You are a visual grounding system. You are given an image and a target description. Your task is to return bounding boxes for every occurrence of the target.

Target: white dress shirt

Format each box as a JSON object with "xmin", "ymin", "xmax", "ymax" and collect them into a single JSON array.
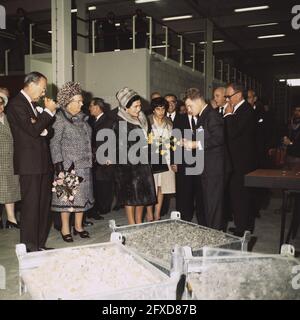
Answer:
[
  {"xmin": 21, "ymin": 90, "xmax": 54, "ymax": 137},
  {"xmin": 167, "ymin": 111, "xmax": 176, "ymax": 122},
  {"xmin": 95, "ymin": 112, "xmax": 104, "ymax": 122}
]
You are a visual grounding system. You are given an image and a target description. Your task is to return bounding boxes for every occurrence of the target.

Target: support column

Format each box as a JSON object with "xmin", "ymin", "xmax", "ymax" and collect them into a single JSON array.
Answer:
[
  {"xmin": 204, "ymin": 19, "xmax": 213, "ymax": 99},
  {"xmin": 51, "ymin": 0, "xmax": 72, "ymax": 89},
  {"xmin": 76, "ymin": 0, "xmax": 89, "ymax": 53}
]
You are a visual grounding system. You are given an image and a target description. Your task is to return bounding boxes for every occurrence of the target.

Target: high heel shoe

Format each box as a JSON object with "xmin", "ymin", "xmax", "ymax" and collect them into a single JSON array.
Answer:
[
  {"xmin": 6, "ymin": 220, "xmax": 20, "ymax": 229},
  {"xmin": 73, "ymin": 227, "xmax": 90, "ymax": 238},
  {"xmin": 60, "ymin": 232, "xmax": 74, "ymax": 242}
]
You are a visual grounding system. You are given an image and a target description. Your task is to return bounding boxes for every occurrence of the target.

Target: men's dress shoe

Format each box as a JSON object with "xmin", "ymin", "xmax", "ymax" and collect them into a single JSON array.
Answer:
[
  {"xmin": 39, "ymin": 247, "xmax": 55, "ymax": 251},
  {"xmin": 6, "ymin": 220, "xmax": 20, "ymax": 229},
  {"xmin": 83, "ymin": 220, "xmax": 94, "ymax": 226},
  {"xmin": 92, "ymin": 213, "xmax": 104, "ymax": 220},
  {"xmin": 73, "ymin": 228, "xmax": 90, "ymax": 238}
]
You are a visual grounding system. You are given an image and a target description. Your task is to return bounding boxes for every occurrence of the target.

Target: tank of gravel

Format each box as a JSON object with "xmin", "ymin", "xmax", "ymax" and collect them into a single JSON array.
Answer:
[
  {"xmin": 109, "ymin": 211, "xmax": 250, "ymax": 275},
  {"xmin": 16, "ymin": 242, "xmax": 178, "ymax": 300},
  {"xmin": 172, "ymin": 245, "xmax": 300, "ymax": 300}
]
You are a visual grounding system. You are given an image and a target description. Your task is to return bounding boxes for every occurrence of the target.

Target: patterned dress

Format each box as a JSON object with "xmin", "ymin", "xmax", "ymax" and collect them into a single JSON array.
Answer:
[
  {"xmin": 0, "ymin": 114, "xmax": 21, "ymax": 203},
  {"xmin": 50, "ymin": 109, "xmax": 94, "ymax": 212}
]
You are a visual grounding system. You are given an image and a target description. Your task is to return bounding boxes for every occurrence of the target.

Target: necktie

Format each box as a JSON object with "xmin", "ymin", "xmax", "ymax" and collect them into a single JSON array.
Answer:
[
  {"xmin": 220, "ymin": 107, "xmax": 224, "ymax": 115},
  {"xmin": 191, "ymin": 117, "xmax": 197, "ymax": 133},
  {"xmin": 168, "ymin": 114, "xmax": 172, "ymax": 122}
]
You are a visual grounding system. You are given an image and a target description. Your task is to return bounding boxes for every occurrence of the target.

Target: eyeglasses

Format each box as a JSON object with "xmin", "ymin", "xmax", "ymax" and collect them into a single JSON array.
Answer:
[{"xmin": 224, "ymin": 91, "xmax": 241, "ymax": 100}]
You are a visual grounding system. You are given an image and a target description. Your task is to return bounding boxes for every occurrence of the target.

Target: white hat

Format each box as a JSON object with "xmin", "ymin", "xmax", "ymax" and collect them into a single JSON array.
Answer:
[{"xmin": 0, "ymin": 92, "xmax": 8, "ymax": 107}]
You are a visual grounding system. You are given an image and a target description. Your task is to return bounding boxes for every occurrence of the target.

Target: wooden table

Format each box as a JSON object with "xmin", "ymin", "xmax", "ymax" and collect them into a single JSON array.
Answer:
[{"xmin": 245, "ymin": 169, "xmax": 300, "ymax": 252}]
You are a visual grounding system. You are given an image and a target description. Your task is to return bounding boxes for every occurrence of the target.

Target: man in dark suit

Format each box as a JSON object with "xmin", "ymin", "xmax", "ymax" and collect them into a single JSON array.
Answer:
[
  {"xmin": 183, "ymin": 88, "xmax": 225, "ymax": 230},
  {"xmin": 6, "ymin": 72, "xmax": 57, "ymax": 252},
  {"xmin": 89, "ymin": 98, "xmax": 114, "ymax": 219},
  {"xmin": 165, "ymin": 94, "xmax": 181, "ymax": 127},
  {"xmin": 224, "ymin": 83, "xmax": 257, "ymax": 236}
]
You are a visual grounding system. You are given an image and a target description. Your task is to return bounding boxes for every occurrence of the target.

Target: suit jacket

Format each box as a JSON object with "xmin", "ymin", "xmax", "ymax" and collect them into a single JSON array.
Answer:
[
  {"xmin": 224, "ymin": 101, "xmax": 257, "ymax": 174},
  {"xmin": 6, "ymin": 92, "xmax": 54, "ymax": 175},
  {"xmin": 92, "ymin": 113, "xmax": 114, "ymax": 180},
  {"xmin": 198, "ymin": 105, "xmax": 225, "ymax": 177}
]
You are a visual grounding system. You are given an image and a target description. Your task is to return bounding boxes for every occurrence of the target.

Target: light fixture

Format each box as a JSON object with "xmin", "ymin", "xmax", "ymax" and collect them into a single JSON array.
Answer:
[
  {"xmin": 185, "ymin": 60, "xmax": 192, "ymax": 63},
  {"xmin": 88, "ymin": 6, "xmax": 97, "ymax": 11},
  {"xmin": 248, "ymin": 22, "xmax": 278, "ymax": 28},
  {"xmin": 234, "ymin": 5, "xmax": 269, "ymax": 13},
  {"xmin": 71, "ymin": 9, "xmax": 77, "ymax": 13},
  {"xmin": 279, "ymin": 79, "xmax": 286, "ymax": 82},
  {"xmin": 152, "ymin": 44, "xmax": 169, "ymax": 48},
  {"xmin": 163, "ymin": 15, "xmax": 193, "ymax": 21},
  {"xmin": 184, "ymin": 30, "xmax": 205, "ymax": 34},
  {"xmin": 135, "ymin": 0, "xmax": 160, "ymax": 4},
  {"xmin": 287, "ymin": 79, "xmax": 300, "ymax": 86},
  {"xmin": 272, "ymin": 53, "xmax": 295, "ymax": 56},
  {"xmin": 135, "ymin": 0, "xmax": 160, "ymax": 3},
  {"xmin": 199, "ymin": 40, "xmax": 224, "ymax": 44},
  {"xmin": 115, "ymin": 23, "xmax": 120, "ymax": 27},
  {"xmin": 48, "ymin": 30, "xmax": 52, "ymax": 34},
  {"xmin": 114, "ymin": 49, "xmax": 121, "ymax": 52},
  {"xmin": 258, "ymin": 34, "xmax": 285, "ymax": 39}
]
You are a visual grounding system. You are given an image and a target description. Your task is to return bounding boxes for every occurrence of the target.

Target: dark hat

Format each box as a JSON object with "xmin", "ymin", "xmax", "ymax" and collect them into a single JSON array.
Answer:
[{"xmin": 57, "ymin": 81, "xmax": 82, "ymax": 108}]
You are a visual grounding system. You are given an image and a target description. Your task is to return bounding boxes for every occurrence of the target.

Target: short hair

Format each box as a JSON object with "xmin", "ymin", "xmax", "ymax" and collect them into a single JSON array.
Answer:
[
  {"xmin": 227, "ymin": 82, "xmax": 246, "ymax": 98},
  {"xmin": 214, "ymin": 87, "xmax": 226, "ymax": 94},
  {"xmin": 151, "ymin": 97, "xmax": 168, "ymax": 112},
  {"xmin": 126, "ymin": 95, "xmax": 141, "ymax": 109},
  {"xmin": 184, "ymin": 88, "xmax": 203, "ymax": 102},
  {"xmin": 151, "ymin": 91, "xmax": 161, "ymax": 98},
  {"xmin": 164, "ymin": 93, "xmax": 177, "ymax": 101},
  {"xmin": 248, "ymin": 88, "xmax": 257, "ymax": 97},
  {"xmin": 24, "ymin": 72, "xmax": 47, "ymax": 87},
  {"xmin": 91, "ymin": 97, "xmax": 108, "ymax": 113}
]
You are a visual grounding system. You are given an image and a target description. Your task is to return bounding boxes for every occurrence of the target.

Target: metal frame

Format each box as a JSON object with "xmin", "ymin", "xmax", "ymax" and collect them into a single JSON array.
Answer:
[
  {"xmin": 163, "ymin": 26, "xmax": 168, "ymax": 60},
  {"xmin": 146, "ymin": 16, "xmax": 153, "ymax": 54},
  {"xmin": 92, "ymin": 20, "xmax": 96, "ymax": 56},
  {"xmin": 178, "ymin": 35, "xmax": 183, "ymax": 66}
]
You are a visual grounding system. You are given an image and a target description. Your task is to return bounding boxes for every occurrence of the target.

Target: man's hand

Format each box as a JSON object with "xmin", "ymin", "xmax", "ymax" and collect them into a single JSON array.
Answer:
[
  {"xmin": 182, "ymin": 139, "xmax": 197, "ymax": 150},
  {"xmin": 283, "ymin": 136, "xmax": 292, "ymax": 146},
  {"xmin": 224, "ymin": 102, "xmax": 234, "ymax": 115},
  {"xmin": 170, "ymin": 165, "xmax": 177, "ymax": 173},
  {"xmin": 44, "ymin": 97, "xmax": 57, "ymax": 113}
]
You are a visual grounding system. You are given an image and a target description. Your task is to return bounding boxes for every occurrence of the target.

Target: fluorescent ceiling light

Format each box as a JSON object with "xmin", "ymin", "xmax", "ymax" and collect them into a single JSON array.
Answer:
[
  {"xmin": 279, "ymin": 79, "xmax": 286, "ymax": 82},
  {"xmin": 185, "ymin": 60, "xmax": 192, "ymax": 63},
  {"xmin": 248, "ymin": 22, "xmax": 278, "ymax": 28},
  {"xmin": 287, "ymin": 79, "xmax": 300, "ymax": 86},
  {"xmin": 258, "ymin": 34, "xmax": 285, "ymax": 39},
  {"xmin": 273, "ymin": 53, "xmax": 295, "ymax": 56},
  {"xmin": 200, "ymin": 40, "xmax": 224, "ymax": 44},
  {"xmin": 115, "ymin": 23, "xmax": 120, "ymax": 27},
  {"xmin": 163, "ymin": 15, "xmax": 193, "ymax": 21},
  {"xmin": 71, "ymin": 9, "xmax": 77, "ymax": 13},
  {"xmin": 48, "ymin": 30, "xmax": 52, "ymax": 34},
  {"xmin": 135, "ymin": 0, "xmax": 160, "ymax": 3},
  {"xmin": 88, "ymin": 6, "xmax": 97, "ymax": 11},
  {"xmin": 234, "ymin": 5, "xmax": 269, "ymax": 13},
  {"xmin": 184, "ymin": 30, "xmax": 205, "ymax": 34}
]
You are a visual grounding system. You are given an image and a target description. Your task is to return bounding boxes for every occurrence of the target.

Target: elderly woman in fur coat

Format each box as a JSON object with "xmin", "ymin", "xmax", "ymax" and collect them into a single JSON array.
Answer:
[
  {"xmin": 50, "ymin": 82, "xmax": 94, "ymax": 242},
  {"xmin": 113, "ymin": 87, "xmax": 157, "ymax": 224}
]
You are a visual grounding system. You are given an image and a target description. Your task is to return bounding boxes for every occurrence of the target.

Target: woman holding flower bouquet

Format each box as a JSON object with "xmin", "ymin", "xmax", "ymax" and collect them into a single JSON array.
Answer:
[
  {"xmin": 50, "ymin": 82, "xmax": 94, "ymax": 242},
  {"xmin": 113, "ymin": 87, "xmax": 157, "ymax": 225},
  {"xmin": 147, "ymin": 97, "xmax": 176, "ymax": 221}
]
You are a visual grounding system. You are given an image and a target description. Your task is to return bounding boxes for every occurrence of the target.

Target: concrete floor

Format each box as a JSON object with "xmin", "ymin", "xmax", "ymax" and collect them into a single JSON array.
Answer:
[{"xmin": 0, "ymin": 192, "xmax": 299, "ymax": 300}]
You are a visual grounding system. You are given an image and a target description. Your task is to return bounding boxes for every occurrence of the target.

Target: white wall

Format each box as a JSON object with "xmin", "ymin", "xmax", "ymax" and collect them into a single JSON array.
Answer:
[
  {"xmin": 25, "ymin": 53, "xmax": 54, "ymax": 97},
  {"xmin": 150, "ymin": 53, "xmax": 205, "ymax": 100},
  {"xmin": 74, "ymin": 49, "xmax": 150, "ymax": 108}
]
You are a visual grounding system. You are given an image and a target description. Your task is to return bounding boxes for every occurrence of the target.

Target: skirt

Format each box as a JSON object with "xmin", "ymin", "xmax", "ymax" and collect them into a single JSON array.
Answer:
[
  {"xmin": 0, "ymin": 174, "xmax": 21, "ymax": 204},
  {"xmin": 51, "ymin": 168, "xmax": 94, "ymax": 213},
  {"xmin": 153, "ymin": 167, "xmax": 175, "ymax": 195}
]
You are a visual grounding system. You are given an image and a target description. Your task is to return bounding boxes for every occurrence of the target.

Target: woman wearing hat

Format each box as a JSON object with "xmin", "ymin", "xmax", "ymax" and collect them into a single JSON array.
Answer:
[
  {"xmin": 50, "ymin": 82, "xmax": 94, "ymax": 242},
  {"xmin": 114, "ymin": 87, "xmax": 157, "ymax": 224},
  {"xmin": 0, "ymin": 92, "xmax": 21, "ymax": 229}
]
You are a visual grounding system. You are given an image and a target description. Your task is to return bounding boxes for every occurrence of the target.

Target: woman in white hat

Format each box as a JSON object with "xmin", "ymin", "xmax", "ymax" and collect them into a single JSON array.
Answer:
[
  {"xmin": 0, "ymin": 92, "xmax": 21, "ymax": 229},
  {"xmin": 113, "ymin": 87, "xmax": 157, "ymax": 224}
]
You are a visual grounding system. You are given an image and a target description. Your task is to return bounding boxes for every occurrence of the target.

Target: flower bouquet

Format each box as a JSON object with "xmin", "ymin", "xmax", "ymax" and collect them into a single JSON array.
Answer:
[{"xmin": 52, "ymin": 165, "xmax": 83, "ymax": 204}]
